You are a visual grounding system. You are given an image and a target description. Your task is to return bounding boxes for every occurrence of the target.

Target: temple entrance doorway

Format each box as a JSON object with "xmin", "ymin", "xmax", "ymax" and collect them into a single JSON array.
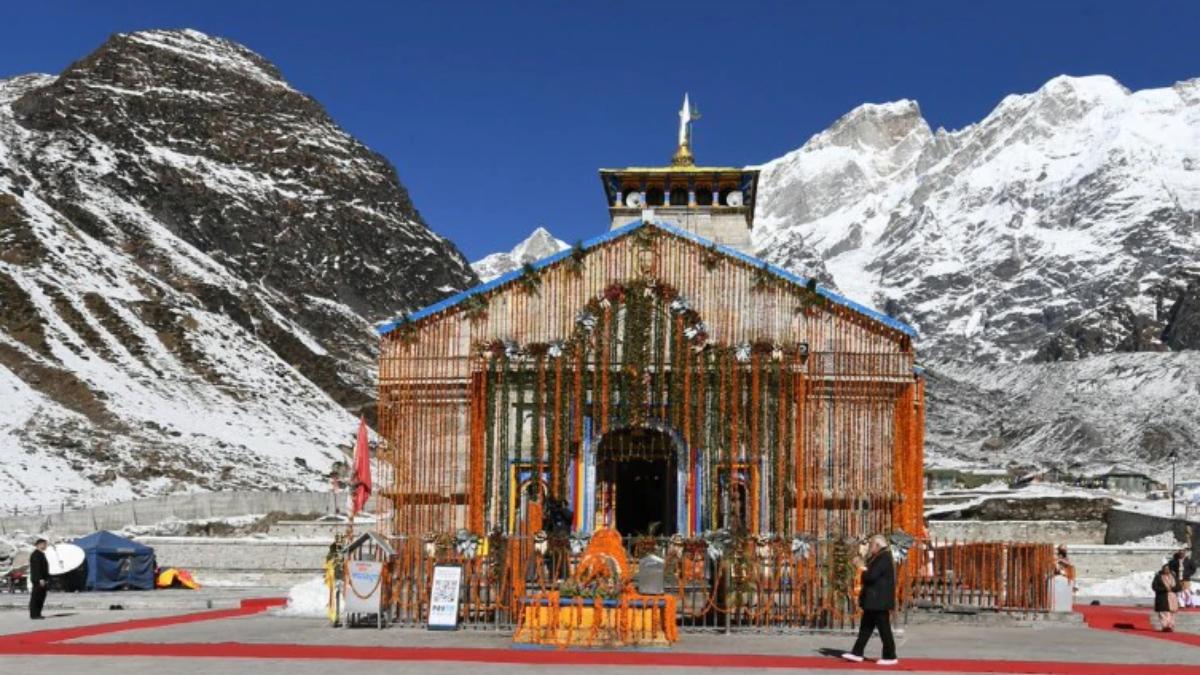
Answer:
[{"xmin": 596, "ymin": 427, "xmax": 678, "ymax": 537}]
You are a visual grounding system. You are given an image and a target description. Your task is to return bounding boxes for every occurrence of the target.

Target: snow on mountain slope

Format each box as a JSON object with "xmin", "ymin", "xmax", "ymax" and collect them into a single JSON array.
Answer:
[
  {"xmin": 472, "ymin": 227, "xmax": 569, "ymax": 281},
  {"xmin": 755, "ymin": 75, "xmax": 1200, "ymax": 477},
  {"xmin": 757, "ymin": 75, "xmax": 1200, "ymax": 362},
  {"xmin": 923, "ymin": 352, "xmax": 1200, "ymax": 473},
  {"xmin": 0, "ymin": 30, "xmax": 477, "ymax": 510}
]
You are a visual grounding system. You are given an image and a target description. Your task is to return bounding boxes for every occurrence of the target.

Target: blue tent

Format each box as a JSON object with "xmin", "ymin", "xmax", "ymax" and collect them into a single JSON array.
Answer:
[{"xmin": 73, "ymin": 531, "xmax": 156, "ymax": 591}]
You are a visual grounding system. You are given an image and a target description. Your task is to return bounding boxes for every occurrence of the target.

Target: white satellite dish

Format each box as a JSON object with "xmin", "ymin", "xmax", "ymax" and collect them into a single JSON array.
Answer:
[
  {"xmin": 0, "ymin": 541, "xmax": 16, "ymax": 575},
  {"xmin": 45, "ymin": 543, "xmax": 85, "ymax": 576},
  {"xmin": 726, "ymin": 191, "xmax": 744, "ymax": 207},
  {"xmin": 624, "ymin": 192, "xmax": 643, "ymax": 208}
]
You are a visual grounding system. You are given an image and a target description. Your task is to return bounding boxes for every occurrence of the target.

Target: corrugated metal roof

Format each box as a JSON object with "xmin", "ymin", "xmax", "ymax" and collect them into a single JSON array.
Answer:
[{"xmin": 377, "ymin": 220, "xmax": 918, "ymax": 338}]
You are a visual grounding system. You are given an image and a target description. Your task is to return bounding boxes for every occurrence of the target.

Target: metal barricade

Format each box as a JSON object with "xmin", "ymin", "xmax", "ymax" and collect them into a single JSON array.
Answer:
[{"xmin": 380, "ymin": 533, "xmax": 1055, "ymax": 633}]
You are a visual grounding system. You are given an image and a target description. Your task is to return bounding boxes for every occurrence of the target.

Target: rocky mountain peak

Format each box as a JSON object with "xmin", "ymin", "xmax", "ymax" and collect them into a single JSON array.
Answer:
[
  {"xmin": 472, "ymin": 226, "xmax": 569, "ymax": 282},
  {"xmin": 1036, "ymin": 74, "xmax": 1130, "ymax": 103},
  {"xmin": 0, "ymin": 29, "xmax": 476, "ymax": 509},
  {"xmin": 117, "ymin": 29, "xmax": 294, "ymax": 89},
  {"xmin": 751, "ymin": 99, "xmax": 937, "ymax": 294},
  {"xmin": 814, "ymin": 99, "xmax": 930, "ymax": 152},
  {"xmin": 10, "ymin": 28, "xmax": 476, "ymax": 318},
  {"xmin": 753, "ymin": 73, "xmax": 1200, "ymax": 477},
  {"xmin": 513, "ymin": 226, "xmax": 568, "ymax": 261}
]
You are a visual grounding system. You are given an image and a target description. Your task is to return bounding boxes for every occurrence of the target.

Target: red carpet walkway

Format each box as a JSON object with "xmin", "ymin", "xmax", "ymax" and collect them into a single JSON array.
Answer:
[
  {"xmin": 1, "ymin": 599, "xmax": 1195, "ymax": 674},
  {"xmin": 1075, "ymin": 603, "xmax": 1200, "ymax": 648}
]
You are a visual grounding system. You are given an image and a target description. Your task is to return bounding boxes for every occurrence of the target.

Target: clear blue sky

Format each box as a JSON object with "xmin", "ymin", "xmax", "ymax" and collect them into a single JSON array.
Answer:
[{"xmin": 3, "ymin": 1, "xmax": 1197, "ymax": 260}]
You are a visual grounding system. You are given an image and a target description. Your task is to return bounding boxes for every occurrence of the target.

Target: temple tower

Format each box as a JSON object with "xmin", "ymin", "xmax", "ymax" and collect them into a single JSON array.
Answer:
[{"xmin": 599, "ymin": 94, "xmax": 759, "ymax": 252}]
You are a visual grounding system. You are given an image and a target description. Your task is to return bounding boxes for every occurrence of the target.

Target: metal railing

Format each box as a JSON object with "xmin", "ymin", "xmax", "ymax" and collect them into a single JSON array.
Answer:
[
  {"xmin": 378, "ymin": 534, "xmax": 1055, "ymax": 633},
  {"xmin": 903, "ymin": 539, "xmax": 1055, "ymax": 616}
]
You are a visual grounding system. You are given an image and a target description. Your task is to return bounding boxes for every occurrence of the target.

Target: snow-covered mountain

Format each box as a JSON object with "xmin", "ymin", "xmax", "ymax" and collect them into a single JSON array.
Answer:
[
  {"xmin": 754, "ymin": 75, "xmax": 1200, "ymax": 477},
  {"xmin": 471, "ymin": 226, "xmax": 569, "ymax": 281},
  {"xmin": 0, "ymin": 29, "xmax": 476, "ymax": 510}
]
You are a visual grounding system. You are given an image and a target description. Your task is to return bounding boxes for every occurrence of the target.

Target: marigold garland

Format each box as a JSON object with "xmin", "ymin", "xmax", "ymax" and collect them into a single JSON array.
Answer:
[{"xmin": 379, "ymin": 227, "xmax": 945, "ymax": 631}]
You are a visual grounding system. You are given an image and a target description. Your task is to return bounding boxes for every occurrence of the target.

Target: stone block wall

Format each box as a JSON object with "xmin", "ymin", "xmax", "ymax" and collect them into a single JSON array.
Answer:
[
  {"xmin": 1068, "ymin": 545, "xmax": 1177, "ymax": 585},
  {"xmin": 927, "ymin": 519, "xmax": 1107, "ymax": 544},
  {"xmin": 0, "ymin": 491, "xmax": 336, "ymax": 536},
  {"xmin": 139, "ymin": 536, "xmax": 330, "ymax": 572},
  {"xmin": 1104, "ymin": 508, "xmax": 1199, "ymax": 552}
]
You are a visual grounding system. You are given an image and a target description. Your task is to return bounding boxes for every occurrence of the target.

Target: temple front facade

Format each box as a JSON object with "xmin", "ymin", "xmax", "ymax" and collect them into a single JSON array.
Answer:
[{"xmin": 376, "ymin": 97, "xmax": 925, "ymax": 543}]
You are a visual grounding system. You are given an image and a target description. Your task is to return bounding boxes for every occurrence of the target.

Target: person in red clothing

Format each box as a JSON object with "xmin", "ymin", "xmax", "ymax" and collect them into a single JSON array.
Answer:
[{"xmin": 843, "ymin": 534, "xmax": 898, "ymax": 666}]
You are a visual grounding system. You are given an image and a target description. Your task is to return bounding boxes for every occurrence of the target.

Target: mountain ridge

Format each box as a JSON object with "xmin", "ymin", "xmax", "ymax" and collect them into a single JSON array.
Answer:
[
  {"xmin": 753, "ymin": 73, "xmax": 1200, "ymax": 477},
  {"xmin": 0, "ymin": 29, "xmax": 477, "ymax": 510},
  {"xmin": 471, "ymin": 226, "xmax": 569, "ymax": 282}
]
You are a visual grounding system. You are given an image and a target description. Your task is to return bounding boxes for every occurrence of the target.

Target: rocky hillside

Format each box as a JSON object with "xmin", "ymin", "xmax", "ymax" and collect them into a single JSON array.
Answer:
[
  {"xmin": 754, "ymin": 75, "xmax": 1200, "ymax": 477},
  {"xmin": 471, "ymin": 226, "xmax": 569, "ymax": 282},
  {"xmin": 0, "ymin": 30, "xmax": 476, "ymax": 510}
]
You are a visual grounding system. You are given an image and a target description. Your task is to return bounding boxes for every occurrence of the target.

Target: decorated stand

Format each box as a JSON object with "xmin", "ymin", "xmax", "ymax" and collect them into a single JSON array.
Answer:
[{"xmin": 341, "ymin": 532, "xmax": 395, "ymax": 629}]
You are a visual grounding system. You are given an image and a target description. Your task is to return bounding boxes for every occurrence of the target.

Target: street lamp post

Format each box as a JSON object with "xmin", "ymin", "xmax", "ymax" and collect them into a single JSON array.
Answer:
[{"xmin": 1170, "ymin": 449, "xmax": 1178, "ymax": 517}]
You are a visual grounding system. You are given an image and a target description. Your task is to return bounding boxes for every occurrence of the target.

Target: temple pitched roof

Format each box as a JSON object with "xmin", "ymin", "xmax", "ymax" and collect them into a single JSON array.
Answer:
[{"xmin": 377, "ymin": 220, "xmax": 917, "ymax": 338}]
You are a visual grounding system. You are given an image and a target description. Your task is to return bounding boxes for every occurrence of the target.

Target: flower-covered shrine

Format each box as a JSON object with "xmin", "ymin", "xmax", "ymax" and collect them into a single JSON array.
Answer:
[
  {"xmin": 369, "ymin": 99, "xmax": 1051, "ymax": 643},
  {"xmin": 376, "ymin": 219, "xmax": 926, "ymax": 543}
]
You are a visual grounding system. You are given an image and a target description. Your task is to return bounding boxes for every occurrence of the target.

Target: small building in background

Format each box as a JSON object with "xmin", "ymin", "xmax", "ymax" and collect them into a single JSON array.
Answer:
[{"xmin": 1096, "ymin": 470, "xmax": 1166, "ymax": 496}]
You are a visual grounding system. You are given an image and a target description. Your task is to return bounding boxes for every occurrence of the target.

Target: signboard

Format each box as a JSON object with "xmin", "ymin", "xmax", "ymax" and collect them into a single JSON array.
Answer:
[
  {"xmin": 1050, "ymin": 575, "xmax": 1073, "ymax": 613},
  {"xmin": 344, "ymin": 560, "xmax": 384, "ymax": 616},
  {"xmin": 428, "ymin": 565, "xmax": 462, "ymax": 630}
]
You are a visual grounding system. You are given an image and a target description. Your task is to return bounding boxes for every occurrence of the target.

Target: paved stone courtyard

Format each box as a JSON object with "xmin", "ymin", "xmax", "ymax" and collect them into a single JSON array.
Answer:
[{"xmin": 1, "ymin": 595, "xmax": 1197, "ymax": 674}]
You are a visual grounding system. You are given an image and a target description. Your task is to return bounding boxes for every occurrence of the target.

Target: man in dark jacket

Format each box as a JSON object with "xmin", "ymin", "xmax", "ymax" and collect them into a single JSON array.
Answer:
[
  {"xmin": 843, "ymin": 534, "xmax": 898, "ymax": 665},
  {"xmin": 29, "ymin": 538, "xmax": 49, "ymax": 620},
  {"xmin": 1169, "ymin": 550, "xmax": 1196, "ymax": 583}
]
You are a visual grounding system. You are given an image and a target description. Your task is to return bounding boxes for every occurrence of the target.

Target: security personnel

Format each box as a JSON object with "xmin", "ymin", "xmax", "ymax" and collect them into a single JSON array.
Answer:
[{"xmin": 29, "ymin": 538, "xmax": 49, "ymax": 620}]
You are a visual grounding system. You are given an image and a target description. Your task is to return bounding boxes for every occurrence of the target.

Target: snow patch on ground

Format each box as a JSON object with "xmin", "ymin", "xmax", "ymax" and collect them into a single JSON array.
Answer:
[
  {"xmin": 1122, "ymin": 531, "xmax": 1184, "ymax": 547},
  {"xmin": 1078, "ymin": 570, "xmax": 1156, "ymax": 598},
  {"xmin": 278, "ymin": 575, "xmax": 329, "ymax": 617}
]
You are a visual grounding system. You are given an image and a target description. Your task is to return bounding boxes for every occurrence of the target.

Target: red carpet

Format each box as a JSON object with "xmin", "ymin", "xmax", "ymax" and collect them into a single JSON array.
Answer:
[
  {"xmin": 0, "ymin": 598, "xmax": 1194, "ymax": 674},
  {"xmin": 1075, "ymin": 603, "xmax": 1200, "ymax": 647},
  {"xmin": 0, "ymin": 598, "xmax": 280, "ymax": 647},
  {"xmin": 2, "ymin": 639, "xmax": 1194, "ymax": 673}
]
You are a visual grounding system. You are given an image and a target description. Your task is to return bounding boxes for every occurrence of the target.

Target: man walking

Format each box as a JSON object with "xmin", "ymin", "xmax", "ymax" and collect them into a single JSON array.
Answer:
[
  {"xmin": 843, "ymin": 534, "xmax": 898, "ymax": 666},
  {"xmin": 29, "ymin": 538, "xmax": 49, "ymax": 620}
]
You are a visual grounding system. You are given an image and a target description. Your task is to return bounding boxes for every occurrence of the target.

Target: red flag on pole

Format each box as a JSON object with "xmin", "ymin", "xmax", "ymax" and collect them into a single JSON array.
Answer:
[{"xmin": 351, "ymin": 416, "xmax": 372, "ymax": 516}]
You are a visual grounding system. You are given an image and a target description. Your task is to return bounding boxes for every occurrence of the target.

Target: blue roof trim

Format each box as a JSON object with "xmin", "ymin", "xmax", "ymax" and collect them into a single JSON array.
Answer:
[
  {"xmin": 376, "ymin": 220, "xmax": 645, "ymax": 335},
  {"xmin": 635, "ymin": 220, "xmax": 917, "ymax": 337},
  {"xmin": 377, "ymin": 220, "xmax": 917, "ymax": 338}
]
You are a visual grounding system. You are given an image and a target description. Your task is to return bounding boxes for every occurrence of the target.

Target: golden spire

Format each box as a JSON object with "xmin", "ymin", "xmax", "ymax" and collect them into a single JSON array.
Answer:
[
  {"xmin": 672, "ymin": 93, "xmax": 699, "ymax": 167},
  {"xmin": 671, "ymin": 144, "xmax": 695, "ymax": 167}
]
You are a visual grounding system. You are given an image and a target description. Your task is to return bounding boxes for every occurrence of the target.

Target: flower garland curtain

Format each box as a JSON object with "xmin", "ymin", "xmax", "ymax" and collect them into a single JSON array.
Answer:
[{"xmin": 377, "ymin": 228, "xmax": 922, "ymax": 541}]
